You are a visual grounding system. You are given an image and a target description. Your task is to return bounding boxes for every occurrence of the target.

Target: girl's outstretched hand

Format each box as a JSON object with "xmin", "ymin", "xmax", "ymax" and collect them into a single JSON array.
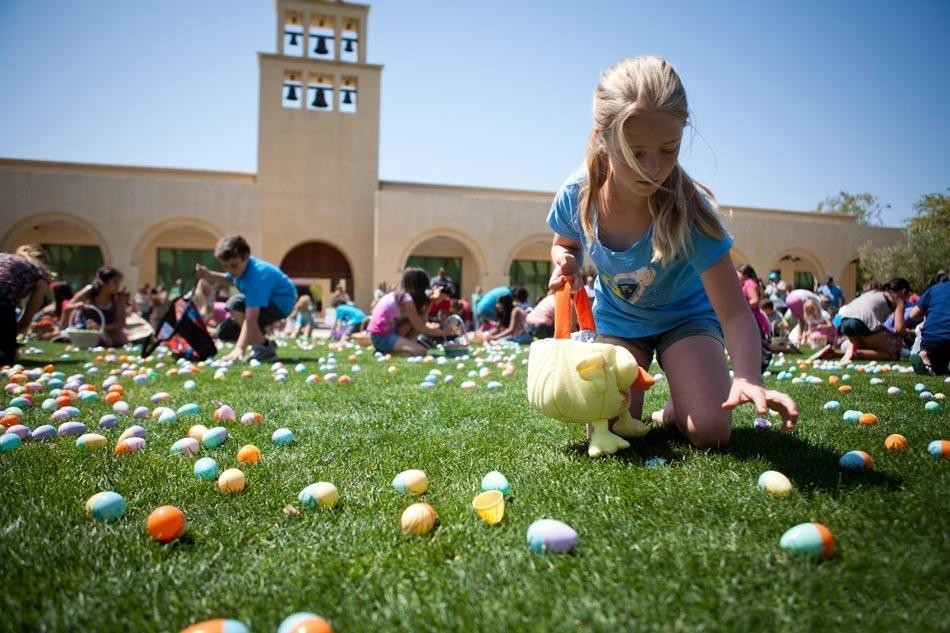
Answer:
[
  {"xmin": 548, "ymin": 253, "xmax": 584, "ymax": 293},
  {"xmin": 722, "ymin": 378, "xmax": 799, "ymax": 433}
]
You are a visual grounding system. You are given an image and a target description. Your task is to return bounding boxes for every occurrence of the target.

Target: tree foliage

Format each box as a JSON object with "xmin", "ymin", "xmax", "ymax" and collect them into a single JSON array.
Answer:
[
  {"xmin": 816, "ymin": 191, "xmax": 888, "ymax": 225},
  {"xmin": 858, "ymin": 189, "xmax": 950, "ymax": 291}
]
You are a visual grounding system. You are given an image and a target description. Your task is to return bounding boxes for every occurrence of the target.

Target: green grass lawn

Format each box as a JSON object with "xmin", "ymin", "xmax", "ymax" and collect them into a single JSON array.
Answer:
[{"xmin": 1, "ymin": 340, "xmax": 948, "ymax": 632}]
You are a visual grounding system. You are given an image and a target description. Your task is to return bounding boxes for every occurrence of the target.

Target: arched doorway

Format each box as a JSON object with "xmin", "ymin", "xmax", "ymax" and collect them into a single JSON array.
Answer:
[
  {"xmin": 404, "ymin": 234, "xmax": 482, "ymax": 300},
  {"xmin": 769, "ymin": 249, "xmax": 825, "ymax": 292},
  {"xmin": 280, "ymin": 241, "xmax": 353, "ymax": 311},
  {"xmin": 135, "ymin": 222, "xmax": 219, "ymax": 293},
  {"xmin": 506, "ymin": 234, "xmax": 553, "ymax": 304},
  {"xmin": 1, "ymin": 213, "xmax": 108, "ymax": 292}
]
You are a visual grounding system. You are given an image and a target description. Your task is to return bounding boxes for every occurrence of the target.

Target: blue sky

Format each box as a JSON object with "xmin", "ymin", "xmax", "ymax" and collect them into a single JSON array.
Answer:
[{"xmin": 1, "ymin": 0, "xmax": 947, "ymax": 227}]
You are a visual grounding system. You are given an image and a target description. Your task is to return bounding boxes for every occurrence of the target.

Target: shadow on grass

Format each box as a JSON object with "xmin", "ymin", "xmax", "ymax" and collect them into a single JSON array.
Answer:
[{"xmin": 565, "ymin": 425, "xmax": 902, "ymax": 493}]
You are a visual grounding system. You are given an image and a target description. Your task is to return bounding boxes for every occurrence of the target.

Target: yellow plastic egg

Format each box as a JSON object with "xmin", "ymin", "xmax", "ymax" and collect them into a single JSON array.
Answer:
[{"xmin": 218, "ymin": 468, "xmax": 246, "ymax": 494}]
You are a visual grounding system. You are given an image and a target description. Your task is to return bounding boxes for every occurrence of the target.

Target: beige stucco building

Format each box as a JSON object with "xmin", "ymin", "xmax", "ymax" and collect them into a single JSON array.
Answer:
[{"xmin": 1, "ymin": 0, "xmax": 902, "ymax": 308}]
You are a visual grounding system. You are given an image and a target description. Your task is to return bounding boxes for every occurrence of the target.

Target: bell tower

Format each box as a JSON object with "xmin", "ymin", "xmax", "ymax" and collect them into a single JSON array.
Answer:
[{"xmin": 257, "ymin": 0, "xmax": 381, "ymax": 305}]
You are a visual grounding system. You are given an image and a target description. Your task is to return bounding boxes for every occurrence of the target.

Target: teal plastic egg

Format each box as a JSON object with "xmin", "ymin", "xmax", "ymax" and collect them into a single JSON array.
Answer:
[
  {"xmin": 480, "ymin": 471, "xmax": 511, "ymax": 497},
  {"xmin": 194, "ymin": 457, "xmax": 219, "ymax": 480},
  {"xmin": 0, "ymin": 433, "xmax": 21, "ymax": 452},
  {"xmin": 272, "ymin": 428, "xmax": 295, "ymax": 446},
  {"xmin": 202, "ymin": 426, "xmax": 228, "ymax": 449},
  {"xmin": 86, "ymin": 491, "xmax": 126, "ymax": 522},
  {"xmin": 779, "ymin": 522, "xmax": 837, "ymax": 559},
  {"xmin": 839, "ymin": 450, "xmax": 873, "ymax": 472}
]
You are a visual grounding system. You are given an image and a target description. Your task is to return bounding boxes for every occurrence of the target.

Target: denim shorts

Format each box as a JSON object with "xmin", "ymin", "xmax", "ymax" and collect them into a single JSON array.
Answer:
[
  {"xmin": 598, "ymin": 314, "xmax": 724, "ymax": 368},
  {"xmin": 370, "ymin": 331, "xmax": 399, "ymax": 353}
]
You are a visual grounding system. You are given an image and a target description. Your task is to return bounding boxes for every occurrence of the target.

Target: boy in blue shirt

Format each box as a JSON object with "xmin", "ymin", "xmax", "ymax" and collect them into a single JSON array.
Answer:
[
  {"xmin": 906, "ymin": 273, "xmax": 950, "ymax": 375},
  {"xmin": 196, "ymin": 235, "xmax": 297, "ymax": 362}
]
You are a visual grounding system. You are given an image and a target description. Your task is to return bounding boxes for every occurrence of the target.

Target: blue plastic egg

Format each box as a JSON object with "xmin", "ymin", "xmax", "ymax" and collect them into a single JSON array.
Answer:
[
  {"xmin": 85, "ymin": 491, "xmax": 126, "ymax": 522},
  {"xmin": 823, "ymin": 400, "xmax": 841, "ymax": 410},
  {"xmin": 194, "ymin": 457, "xmax": 219, "ymax": 480},
  {"xmin": 839, "ymin": 450, "xmax": 873, "ymax": 472},
  {"xmin": 272, "ymin": 428, "xmax": 295, "ymax": 446},
  {"xmin": 842, "ymin": 410, "xmax": 862, "ymax": 423},
  {"xmin": 527, "ymin": 519, "xmax": 578, "ymax": 554},
  {"xmin": 925, "ymin": 401, "xmax": 941, "ymax": 413}
]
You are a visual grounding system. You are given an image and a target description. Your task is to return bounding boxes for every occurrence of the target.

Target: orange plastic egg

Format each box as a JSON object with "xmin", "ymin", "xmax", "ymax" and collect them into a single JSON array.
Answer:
[
  {"xmin": 838, "ymin": 385, "xmax": 852, "ymax": 394},
  {"xmin": 884, "ymin": 434, "xmax": 907, "ymax": 451},
  {"xmin": 236, "ymin": 444, "xmax": 261, "ymax": 465},
  {"xmin": 105, "ymin": 392, "xmax": 122, "ymax": 405},
  {"xmin": 147, "ymin": 505, "xmax": 186, "ymax": 543},
  {"xmin": 859, "ymin": 413, "xmax": 878, "ymax": 426},
  {"xmin": 828, "ymin": 375, "xmax": 839, "ymax": 385},
  {"xmin": 56, "ymin": 395, "xmax": 73, "ymax": 407}
]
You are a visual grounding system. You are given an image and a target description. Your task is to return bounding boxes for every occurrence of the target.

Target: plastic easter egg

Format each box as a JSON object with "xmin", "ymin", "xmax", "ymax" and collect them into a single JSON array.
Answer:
[
  {"xmin": 30, "ymin": 424, "xmax": 56, "ymax": 441},
  {"xmin": 170, "ymin": 437, "xmax": 200, "ymax": 456},
  {"xmin": 236, "ymin": 444, "xmax": 261, "ymax": 465},
  {"xmin": 113, "ymin": 401, "xmax": 129, "ymax": 414},
  {"xmin": 928, "ymin": 440, "xmax": 949, "ymax": 458},
  {"xmin": 859, "ymin": 413, "xmax": 878, "ymax": 426},
  {"xmin": 757, "ymin": 470, "xmax": 793, "ymax": 497},
  {"xmin": 842, "ymin": 410, "xmax": 862, "ymax": 423},
  {"xmin": 886, "ymin": 386, "xmax": 902, "ymax": 396},
  {"xmin": 180, "ymin": 618, "xmax": 250, "ymax": 633},
  {"xmin": 51, "ymin": 408, "xmax": 71, "ymax": 423},
  {"xmin": 480, "ymin": 471, "xmax": 511, "ymax": 497},
  {"xmin": 0, "ymin": 433, "xmax": 21, "ymax": 452},
  {"xmin": 147, "ymin": 505, "xmax": 185, "ymax": 543},
  {"xmin": 925, "ymin": 401, "xmax": 941, "ymax": 413},
  {"xmin": 460, "ymin": 380, "xmax": 477, "ymax": 391},
  {"xmin": 217, "ymin": 468, "xmax": 246, "ymax": 494},
  {"xmin": 133, "ymin": 406, "xmax": 151, "ymax": 419},
  {"xmin": 392, "ymin": 469, "xmax": 428, "ymax": 495},
  {"xmin": 822, "ymin": 401, "xmax": 840, "ymax": 410},
  {"xmin": 419, "ymin": 381, "xmax": 435, "ymax": 389},
  {"xmin": 305, "ymin": 374, "xmax": 320, "ymax": 385},
  {"xmin": 486, "ymin": 381, "xmax": 503, "ymax": 390},
  {"xmin": 272, "ymin": 428, "xmax": 295, "ymax": 446},
  {"xmin": 839, "ymin": 450, "xmax": 873, "ymax": 472},
  {"xmin": 240, "ymin": 412, "xmax": 263, "ymax": 425},
  {"xmin": 838, "ymin": 385, "xmax": 852, "ymax": 394},
  {"xmin": 753, "ymin": 417, "xmax": 771, "ymax": 429},
  {"xmin": 884, "ymin": 434, "xmax": 907, "ymax": 451},
  {"xmin": 276, "ymin": 613, "xmax": 334, "ymax": 633},
  {"xmin": 182, "ymin": 380, "xmax": 196, "ymax": 391},
  {"xmin": 99, "ymin": 414, "xmax": 118, "ymax": 429},
  {"xmin": 5, "ymin": 424, "xmax": 31, "ymax": 441},
  {"xmin": 9, "ymin": 396, "xmax": 32, "ymax": 409},
  {"xmin": 779, "ymin": 522, "xmax": 836, "ymax": 560},
  {"xmin": 158, "ymin": 409, "xmax": 178, "ymax": 424},
  {"xmin": 298, "ymin": 482, "xmax": 340, "ymax": 509},
  {"xmin": 76, "ymin": 433, "xmax": 107, "ymax": 450},
  {"xmin": 194, "ymin": 457, "xmax": 219, "ymax": 480},
  {"xmin": 188, "ymin": 424, "xmax": 208, "ymax": 442},
  {"xmin": 202, "ymin": 426, "xmax": 228, "ymax": 449},
  {"xmin": 213, "ymin": 405, "xmax": 236, "ymax": 422},
  {"xmin": 58, "ymin": 421, "xmax": 87, "ymax": 437},
  {"xmin": 118, "ymin": 425, "xmax": 147, "ymax": 442},
  {"xmin": 114, "ymin": 437, "xmax": 146, "ymax": 455},
  {"xmin": 86, "ymin": 491, "xmax": 126, "ymax": 522},
  {"xmin": 150, "ymin": 391, "xmax": 171, "ymax": 404},
  {"xmin": 401, "ymin": 502, "xmax": 438, "ymax": 535},
  {"xmin": 177, "ymin": 403, "xmax": 200, "ymax": 417},
  {"xmin": 79, "ymin": 391, "xmax": 98, "ymax": 403},
  {"xmin": 914, "ymin": 382, "xmax": 926, "ymax": 392},
  {"xmin": 41, "ymin": 398, "xmax": 57, "ymax": 412},
  {"xmin": 526, "ymin": 519, "xmax": 579, "ymax": 554}
]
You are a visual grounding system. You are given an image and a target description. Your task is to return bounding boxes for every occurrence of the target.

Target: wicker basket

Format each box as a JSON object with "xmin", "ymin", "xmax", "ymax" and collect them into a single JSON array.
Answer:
[{"xmin": 65, "ymin": 304, "xmax": 105, "ymax": 349}]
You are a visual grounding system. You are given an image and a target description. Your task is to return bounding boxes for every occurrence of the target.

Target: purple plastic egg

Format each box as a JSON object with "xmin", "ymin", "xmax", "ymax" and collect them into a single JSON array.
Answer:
[
  {"xmin": 526, "ymin": 519, "xmax": 579, "ymax": 554},
  {"xmin": 132, "ymin": 406, "xmax": 150, "ymax": 419},
  {"xmin": 58, "ymin": 421, "xmax": 87, "ymax": 437},
  {"xmin": 51, "ymin": 408, "xmax": 71, "ymax": 422},
  {"xmin": 118, "ymin": 425, "xmax": 147, "ymax": 442},
  {"xmin": 5, "ymin": 424, "xmax": 31, "ymax": 440},
  {"xmin": 30, "ymin": 424, "xmax": 57, "ymax": 441},
  {"xmin": 99, "ymin": 414, "xmax": 118, "ymax": 429}
]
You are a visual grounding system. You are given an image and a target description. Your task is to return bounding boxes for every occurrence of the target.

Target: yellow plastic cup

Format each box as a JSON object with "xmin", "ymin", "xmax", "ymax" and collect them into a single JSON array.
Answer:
[{"xmin": 472, "ymin": 490, "xmax": 505, "ymax": 525}]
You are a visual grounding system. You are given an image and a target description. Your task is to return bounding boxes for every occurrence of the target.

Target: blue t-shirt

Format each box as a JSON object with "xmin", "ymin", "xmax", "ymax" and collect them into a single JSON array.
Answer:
[
  {"xmin": 334, "ymin": 303, "xmax": 366, "ymax": 325},
  {"xmin": 917, "ymin": 281, "xmax": 950, "ymax": 344},
  {"xmin": 227, "ymin": 256, "xmax": 297, "ymax": 316},
  {"xmin": 546, "ymin": 173, "xmax": 734, "ymax": 338},
  {"xmin": 476, "ymin": 286, "xmax": 512, "ymax": 320},
  {"xmin": 817, "ymin": 284, "xmax": 845, "ymax": 309}
]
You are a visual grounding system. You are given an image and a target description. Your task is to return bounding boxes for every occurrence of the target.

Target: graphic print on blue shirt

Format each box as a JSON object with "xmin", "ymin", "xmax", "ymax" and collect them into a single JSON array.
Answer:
[{"xmin": 546, "ymin": 172, "xmax": 734, "ymax": 338}]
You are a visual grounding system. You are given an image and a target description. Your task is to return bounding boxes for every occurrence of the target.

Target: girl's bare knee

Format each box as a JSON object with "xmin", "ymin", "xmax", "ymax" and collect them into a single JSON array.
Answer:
[{"xmin": 684, "ymin": 415, "xmax": 732, "ymax": 449}]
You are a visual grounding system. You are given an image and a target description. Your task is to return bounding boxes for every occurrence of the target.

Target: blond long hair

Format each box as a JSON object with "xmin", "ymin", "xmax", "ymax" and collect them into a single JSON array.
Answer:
[{"xmin": 579, "ymin": 56, "xmax": 726, "ymax": 264}]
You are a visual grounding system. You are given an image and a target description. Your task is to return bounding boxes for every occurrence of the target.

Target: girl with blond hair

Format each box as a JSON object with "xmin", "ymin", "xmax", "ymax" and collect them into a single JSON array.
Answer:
[{"xmin": 547, "ymin": 56, "xmax": 797, "ymax": 448}]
